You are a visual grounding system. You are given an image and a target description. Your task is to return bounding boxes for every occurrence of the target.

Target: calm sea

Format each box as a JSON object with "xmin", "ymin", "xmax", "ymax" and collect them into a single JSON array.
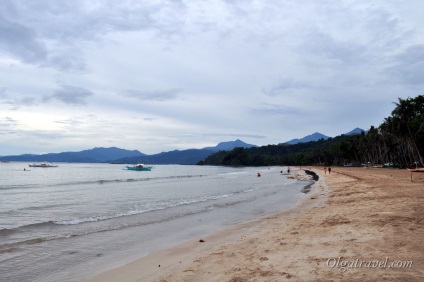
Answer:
[{"xmin": 0, "ymin": 162, "xmax": 311, "ymax": 281}]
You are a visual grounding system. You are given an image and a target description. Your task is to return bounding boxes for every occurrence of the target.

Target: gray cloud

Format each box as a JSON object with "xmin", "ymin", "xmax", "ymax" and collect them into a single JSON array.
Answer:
[
  {"xmin": 1, "ymin": 1, "xmax": 424, "ymax": 155},
  {"xmin": 0, "ymin": 0, "xmax": 187, "ymax": 70},
  {"xmin": 263, "ymin": 79, "xmax": 310, "ymax": 96},
  {"xmin": 0, "ymin": 87, "xmax": 7, "ymax": 99},
  {"xmin": 300, "ymin": 29, "xmax": 367, "ymax": 64},
  {"xmin": 0, "ymin": 116, "xmax": 18, "ymax": 126},
  {"xmin": 203, "ymin": 133, "xmax": 267, "ymax": 139},
  {"xmin": 386, "ymin": 45, "xmax": 424, "ymax": 85},
  {"xmin": 0, "ymin": 87, "xmax": 37, "ymax": 107},
  {"xmin": 0, "ymin": 116, "xmax": 19, "ymax": 135},
  {"xmin": 18, "ymin": 97, "xmax": 37, "ymax": 106},
  {"xmin": 44, "ymin": 85, "xmax": 93, "ymax": 105},
  {"xmin": 249, "ymin": 103, "xmax": 302, "ymax": 117},
  {"xmin": 124, "ymin": 89, "xmax": 182, "ymax": 102},
  {"xmin": 0, "ymin": 14, "xmax": 47, "ymax": 63},
  {"xmin": 47, "ymin": 49, "xmax": 86, "ymax": 72},
  {"xmin": 54, "ymin": 118, "xmax": 86, "ymax": 127}
]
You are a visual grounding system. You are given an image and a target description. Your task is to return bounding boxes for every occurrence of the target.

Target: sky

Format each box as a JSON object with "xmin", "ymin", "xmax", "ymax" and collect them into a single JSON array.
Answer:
[{"xmin": 1, "ymin": 0, "xmax": 423, "ymax": 155}]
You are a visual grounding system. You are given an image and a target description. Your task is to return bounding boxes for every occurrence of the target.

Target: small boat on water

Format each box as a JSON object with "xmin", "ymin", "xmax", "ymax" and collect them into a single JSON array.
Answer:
[
  {"xmin": 29, "ymin": 162, "xmax": 58, "ymax": 168},
  {"xmin": 125, "ymin": 164, "xmax": 153, "ymax": 171}
]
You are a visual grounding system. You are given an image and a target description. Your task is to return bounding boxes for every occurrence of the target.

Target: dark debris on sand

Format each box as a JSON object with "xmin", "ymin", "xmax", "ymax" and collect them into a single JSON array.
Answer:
[{"xmin": 304, "ymin": 170, "xmax": 319, "ymax": 181}]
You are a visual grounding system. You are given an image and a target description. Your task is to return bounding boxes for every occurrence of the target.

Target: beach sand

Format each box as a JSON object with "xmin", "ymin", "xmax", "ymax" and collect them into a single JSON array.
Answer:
[{"xmin": 91, "ymin": 167, "xmax": 424, "ymax": 281}]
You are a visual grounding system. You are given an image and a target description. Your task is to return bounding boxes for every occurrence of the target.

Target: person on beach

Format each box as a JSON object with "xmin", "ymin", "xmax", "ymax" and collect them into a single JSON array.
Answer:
[
  {"xmin": 257, "ymin": 172, "xmax": 261, "ymax": 177},
  {"xmin": 324, "ymin": 167, "xmax": 327, "ymax": 174},
  {"xmin": 287, "ymin": 167, "xmax": 290, "ymax": 174},
  {"xmin": 328, "ymin": 167, "xmax": 331, "ymax": 174}
]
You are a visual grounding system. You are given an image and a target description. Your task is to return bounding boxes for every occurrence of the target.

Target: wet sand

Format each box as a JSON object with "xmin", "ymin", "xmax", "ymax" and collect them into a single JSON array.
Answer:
[{"xmin": 92, "ymin": 167, "xmax": 424, "ymax": 281}]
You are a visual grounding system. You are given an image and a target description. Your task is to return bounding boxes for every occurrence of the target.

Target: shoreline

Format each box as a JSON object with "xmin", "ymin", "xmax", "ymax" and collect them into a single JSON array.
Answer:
[
  {"xmin": 91, "ymin": 167, "xmax": 424, "ymax": 281},
  {"xmin": 90, "ymin": 168, "xmax": 326, "ymax": 281}
]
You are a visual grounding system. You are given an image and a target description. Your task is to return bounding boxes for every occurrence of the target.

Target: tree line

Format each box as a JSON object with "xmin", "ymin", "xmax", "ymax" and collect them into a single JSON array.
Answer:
[{"xmin": 199, "ymin": 95, "xmax": 424, "ymax": 168}]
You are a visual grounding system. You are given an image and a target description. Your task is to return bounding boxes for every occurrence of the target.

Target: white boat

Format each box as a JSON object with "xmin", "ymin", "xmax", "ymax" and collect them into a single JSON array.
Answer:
[
  {"xmin": 125, "ymin": 164, "xmax": 153, "ymax": 171},
  {"xmin": 29, "ymin": 162, "xmax": 58, "ymax": 168}
]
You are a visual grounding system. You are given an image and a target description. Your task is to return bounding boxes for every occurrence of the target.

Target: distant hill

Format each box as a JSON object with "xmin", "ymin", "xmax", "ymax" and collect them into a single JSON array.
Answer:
[
  {"xmin": 345, "ymin": 128, "xmax": 365, "ymax": 135},
  {"xmin": 284, "ymin": 128, "xmax": 365, "ymax": 145},
  {"xmin": 203, "ymin": 139, "xmax": 257, "ymax": 151},
  {"xmin": 0, "ymin": 147, "xmax": 144, "ymax": 163},
  {"xmin": 114, "ymin": 149, "xmax": 214, "ymax": 165},
  {"xmin": 285, "ymin": 132, "xmax": 330, "ymax": 145},
  {"xmin": 113, "ymin": 140, "xmax": 258, "ymax": 165}
]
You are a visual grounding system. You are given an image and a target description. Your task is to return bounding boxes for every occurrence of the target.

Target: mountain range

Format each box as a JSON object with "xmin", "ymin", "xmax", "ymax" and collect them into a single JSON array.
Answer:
[
  {"xmin": 0, "ymin": 129, "xmax": 364, "ymax": 164},
  {"xmin": 0, "ymin": 139, "xmax": 257, "ymax": 165},
  {"xmin": 285, "ymin": 128, "xmax": 364, "ymax": 145}
]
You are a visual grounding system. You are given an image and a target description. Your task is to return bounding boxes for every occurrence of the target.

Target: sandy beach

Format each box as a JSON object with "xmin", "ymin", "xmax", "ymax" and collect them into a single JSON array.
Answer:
[{"xmin": 92, "ymin": 167, "xmax": 424, "ymax": 281}]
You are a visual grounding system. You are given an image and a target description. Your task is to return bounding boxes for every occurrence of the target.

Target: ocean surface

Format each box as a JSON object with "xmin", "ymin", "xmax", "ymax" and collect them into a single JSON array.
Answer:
[{"xmin": 0, "ymin": 162, "xmax": 311, "ymax": 281}]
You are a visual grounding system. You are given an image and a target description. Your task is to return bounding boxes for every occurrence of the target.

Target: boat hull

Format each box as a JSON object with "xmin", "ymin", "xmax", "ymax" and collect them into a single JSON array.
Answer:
[
  {"xmin": 29, "ymin": 163, "xmax": 58, "ymax": 167},
  {"xmin": 126, "ymin": 166, "xmax": 153, "ymax": 171}
]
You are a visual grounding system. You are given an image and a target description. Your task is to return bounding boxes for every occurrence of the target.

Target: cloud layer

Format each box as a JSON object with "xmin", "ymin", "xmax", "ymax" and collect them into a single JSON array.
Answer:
[{"xmin": 1, "ymin": 0, "xmax": 423, "ymax": 155}]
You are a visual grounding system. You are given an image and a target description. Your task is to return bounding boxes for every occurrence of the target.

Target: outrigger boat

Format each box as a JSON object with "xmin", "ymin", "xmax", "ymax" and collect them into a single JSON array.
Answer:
[
  {"xmin": 29, "ymin": 162, "xmax": 58, "ymax": 168},
  {"xmin": 125, "ymin": 164, "xmax": 153, "ymax": 171}
]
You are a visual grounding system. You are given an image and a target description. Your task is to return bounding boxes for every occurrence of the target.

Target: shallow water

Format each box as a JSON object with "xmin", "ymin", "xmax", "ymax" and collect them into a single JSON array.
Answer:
[{"xmin": 0, "ymin": 163, "xmax": 310, "ymax": 281}]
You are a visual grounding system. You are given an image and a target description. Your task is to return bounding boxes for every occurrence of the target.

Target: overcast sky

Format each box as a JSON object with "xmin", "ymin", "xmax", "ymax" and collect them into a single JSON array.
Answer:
[{"xmin": 1, "ymin": 0, "xmax": 423, "ymax": 155}]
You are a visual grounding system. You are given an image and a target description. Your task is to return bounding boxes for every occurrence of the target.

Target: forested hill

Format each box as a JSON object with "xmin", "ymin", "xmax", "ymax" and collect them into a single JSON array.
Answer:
[
  {"xmin": 199, "ymin": 95, "xmax": 424, "ymax": 168},
  {"xmin": 199, "ymin": 135, "xmax": 354, "ymax": 166}
]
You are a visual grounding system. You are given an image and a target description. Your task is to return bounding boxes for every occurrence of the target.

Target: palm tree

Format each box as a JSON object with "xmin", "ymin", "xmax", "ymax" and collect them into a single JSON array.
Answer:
[{"xmin": 391, "ymin": 96, "xmax": 424, "ymax": 166}]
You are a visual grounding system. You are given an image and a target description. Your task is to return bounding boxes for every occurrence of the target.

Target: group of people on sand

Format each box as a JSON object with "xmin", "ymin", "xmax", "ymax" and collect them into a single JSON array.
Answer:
[{"xmin": 324, "ymin": 167, "xmax": 331, "ymax": 174}]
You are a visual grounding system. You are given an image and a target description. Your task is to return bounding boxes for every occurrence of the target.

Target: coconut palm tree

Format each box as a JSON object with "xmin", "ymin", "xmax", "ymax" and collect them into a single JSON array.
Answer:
[{"xmin": 391, "ymin": 96, "xmax": 424, "ymax": 166}]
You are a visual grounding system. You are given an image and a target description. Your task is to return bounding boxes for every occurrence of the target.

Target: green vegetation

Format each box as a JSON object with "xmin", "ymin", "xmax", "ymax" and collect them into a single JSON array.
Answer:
[{"xmin": 199, "ymin": 95, "xmax": 424, "ymax": 168}]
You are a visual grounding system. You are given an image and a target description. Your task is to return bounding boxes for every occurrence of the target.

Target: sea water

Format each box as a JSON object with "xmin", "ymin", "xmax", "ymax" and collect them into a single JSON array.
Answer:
[{"xmin": 0, "ymin": 163, "xmax": 311, "ymax": 281}]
